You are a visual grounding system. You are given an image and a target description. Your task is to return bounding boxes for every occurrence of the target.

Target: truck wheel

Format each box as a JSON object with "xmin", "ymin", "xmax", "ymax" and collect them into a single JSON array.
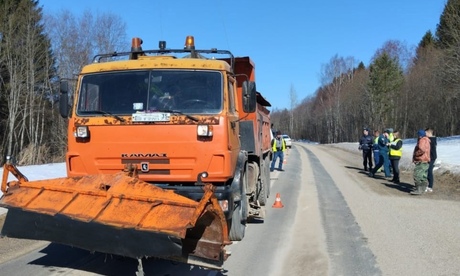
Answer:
[
  {"xmin": 229, "ymin": 165, "xmax": 248, "ymax": 241},
  {"xmin": 257, "ymin": 187, "xmax": 267, "ymax": 206},
  {"xmin": 257, "ymin": 155, "xmax": 272, "ymax": 206},
  {"xmin": 256, "ymin": 177, "xmax": 267, "ymax": 206},
  {"xmin": 264, "ymin": 155, "xmax": 271, "ymax": 199},
  {"xmin": 229, "ymin": 199, "xmax": 246, "ymax": 241}
]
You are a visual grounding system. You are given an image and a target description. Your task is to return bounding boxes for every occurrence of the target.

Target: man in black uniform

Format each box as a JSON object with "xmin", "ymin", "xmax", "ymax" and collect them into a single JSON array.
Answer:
[{"xmin": 359, "ymin": 127, "xmax": 373, "ymax": 171}]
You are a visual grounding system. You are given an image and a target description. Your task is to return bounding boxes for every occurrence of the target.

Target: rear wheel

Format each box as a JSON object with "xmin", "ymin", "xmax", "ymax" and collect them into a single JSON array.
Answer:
[
  {"xmin": 264, "ymin": 155, "xmax": 271, "ymax": 199},
  {"xmin": 256, "ymin": 160, "xmax": 268, "ymax": 206},
  {"xmin": 257, "ymin": 182, "xmax": 267, "ymax": 206}
]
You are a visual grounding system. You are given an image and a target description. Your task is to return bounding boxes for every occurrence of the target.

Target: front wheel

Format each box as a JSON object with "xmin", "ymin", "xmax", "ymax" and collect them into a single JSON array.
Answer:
[
  {"xmin": 229, "ymin": 199, "xmax": 246, "ymax": 241},
  {"xmin": 229, "ymin": 164, "xmax": 248, "ymax": 241}
]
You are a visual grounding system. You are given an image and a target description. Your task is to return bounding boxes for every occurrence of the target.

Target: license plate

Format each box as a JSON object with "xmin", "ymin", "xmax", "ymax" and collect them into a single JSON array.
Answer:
[{"xmin": 132, "ymin": 112, "xmax": 170, "ymax": 122}]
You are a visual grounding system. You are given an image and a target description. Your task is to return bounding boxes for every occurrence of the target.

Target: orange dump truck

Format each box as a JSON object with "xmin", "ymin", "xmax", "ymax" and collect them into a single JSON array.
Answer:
[{"xmin": 0, "ymin": 36, "xmax": 271, "ymax": 269}]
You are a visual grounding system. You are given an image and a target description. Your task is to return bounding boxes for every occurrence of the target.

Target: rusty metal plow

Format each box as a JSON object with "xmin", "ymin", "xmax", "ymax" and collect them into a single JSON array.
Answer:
[{"xmin": 0, "ymin": 162, "xmax": 231, "ymax": 269}]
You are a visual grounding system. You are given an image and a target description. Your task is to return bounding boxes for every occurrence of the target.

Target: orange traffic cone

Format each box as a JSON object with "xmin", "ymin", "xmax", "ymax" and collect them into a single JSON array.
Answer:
[{"xmin": 272, "ymin": 193, "xmax": 284, "ymax": 208}]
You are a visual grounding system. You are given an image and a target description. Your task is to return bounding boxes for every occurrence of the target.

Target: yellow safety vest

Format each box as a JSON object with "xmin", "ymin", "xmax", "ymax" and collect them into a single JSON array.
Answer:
[
  {"xmin": 272, "ymin": 138, "xmax": 286, "ymax": 152},
  {"xmin": 388, "ymin": 133, "xmax": 394, "ymax": 142},
  {"xmin": 374, "ymin": 136, "xmax": 379, "ymax": 145},
  {"xmin": 389, "ymin": 138, "xmax": 402, "ymax": 157}
]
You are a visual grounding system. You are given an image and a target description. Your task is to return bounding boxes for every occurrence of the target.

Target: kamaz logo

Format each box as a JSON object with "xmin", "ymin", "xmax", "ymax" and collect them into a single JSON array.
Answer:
[{"xmin": 121, "ymin": 153, "xmax": 167, "ymax": 158}]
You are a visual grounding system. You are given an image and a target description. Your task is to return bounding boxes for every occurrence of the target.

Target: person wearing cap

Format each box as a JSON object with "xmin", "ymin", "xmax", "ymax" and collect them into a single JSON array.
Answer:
[
  {"xmin": 386, "ymin": 128, "xmax": 394, "ymax": 143},
  {"xmin": 389, "ymin": 130, "xmax": 403, "ymax": 184},
  {"xmin": 369, "ymin": 129, "xmax": 391, "ymax": 178},
  {"xmin": 270, "ymin": 131, "xmax": 286, "ymax": 172},
  {"xmin": 359, "ymin": 127, "xmax": 373, "ymax": 171},
  {"xmin": 411, "ymin": 129, "xmax": 431, "ymax": 195}
]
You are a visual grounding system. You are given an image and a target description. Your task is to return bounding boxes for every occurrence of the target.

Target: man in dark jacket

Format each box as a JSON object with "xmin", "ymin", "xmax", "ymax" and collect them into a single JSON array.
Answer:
[
  {"xmin": 359, "ymin": 127, "xmax": 373, "ymax": 171},
  {"xmin": 369, "ymin": 129, "xmax": 391, "ymax": 178}
]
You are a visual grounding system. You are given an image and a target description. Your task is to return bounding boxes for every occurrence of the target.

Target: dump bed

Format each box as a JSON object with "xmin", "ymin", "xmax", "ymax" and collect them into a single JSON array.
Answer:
[{"xmin": 233, "ymin": 57, "xmax": 272, "ymax": 157}]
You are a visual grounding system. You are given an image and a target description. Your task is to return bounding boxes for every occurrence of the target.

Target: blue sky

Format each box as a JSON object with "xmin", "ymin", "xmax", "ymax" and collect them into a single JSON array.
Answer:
[{"xmin": 39, "ymin": 0, "xmax": 446, "ymax": 110}]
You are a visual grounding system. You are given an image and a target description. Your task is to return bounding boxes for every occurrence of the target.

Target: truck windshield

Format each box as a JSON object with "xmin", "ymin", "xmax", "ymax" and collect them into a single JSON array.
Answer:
[{"xmin": 76, "ymin": 70, "xmax": 223, "ymax": 116}]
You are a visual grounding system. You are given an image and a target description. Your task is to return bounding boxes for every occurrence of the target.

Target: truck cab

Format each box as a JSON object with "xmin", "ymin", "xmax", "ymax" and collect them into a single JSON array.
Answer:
[{"xmin": 60, "ymin": 36, "xmax": 260, "ymax": 240}]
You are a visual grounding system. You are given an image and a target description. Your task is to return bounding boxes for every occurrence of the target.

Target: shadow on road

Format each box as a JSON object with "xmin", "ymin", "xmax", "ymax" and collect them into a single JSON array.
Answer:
[
  {"xmin": 344, "ymin": 165, "xmax": 417, "ymax": 195},
  {"xmin": 384, "ymin": 182, "xmax": 415, "ymax": 193},
  {"xmin": 30, "ymin": 243, "xmax": 228, "ymax": 276},
  {"xmin": 344, "ymin": 166, "xmax": 363, "ymax": 172}
]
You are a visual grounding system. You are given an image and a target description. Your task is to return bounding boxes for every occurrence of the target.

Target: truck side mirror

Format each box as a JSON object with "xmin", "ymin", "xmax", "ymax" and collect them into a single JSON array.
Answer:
[
  {"xmin": 59, "ymin": 81, "xmax": 70, "ymax": 118},
  {"xmin": 242, "ymin": 81, "xmax": 256, "ymax": 113}
]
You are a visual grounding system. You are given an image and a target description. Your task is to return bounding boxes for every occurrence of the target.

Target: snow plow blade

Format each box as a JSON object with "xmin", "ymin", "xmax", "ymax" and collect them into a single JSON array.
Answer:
[{"xmin": 0, "ymin": 163, "xmax": 230, "ymax": 269}]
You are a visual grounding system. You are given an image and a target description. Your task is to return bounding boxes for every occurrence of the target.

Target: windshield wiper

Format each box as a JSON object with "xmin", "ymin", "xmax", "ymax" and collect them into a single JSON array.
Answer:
[
  {"xmin": 84, "ymin": 110, "xmax": 126, "ymax": 122},
  {"xmin": 157, "ymin": 109, "xmax": 199, "ymax": 122}
]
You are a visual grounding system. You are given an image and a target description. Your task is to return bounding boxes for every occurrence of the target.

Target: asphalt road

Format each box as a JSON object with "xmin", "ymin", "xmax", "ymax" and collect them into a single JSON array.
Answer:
[{"xmin": 1, "ymin": 143, "xmax": 459, "ymax": 275}]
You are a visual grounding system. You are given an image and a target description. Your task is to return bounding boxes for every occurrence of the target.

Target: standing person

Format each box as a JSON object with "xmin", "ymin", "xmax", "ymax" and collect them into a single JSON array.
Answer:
[
  {"xmin": 389, "ymin": 130, "xmax": 403, "ymax": 184},
  {"xmin": 369, "ymin": 129, "xmax": 391, "ymax": 178},
  {"xmin": 386, "ymin": 128, "xmax": 394, "ymax": 142},
  {"xmin": 359, "ymin": 127, "xmax": 373, "ymax": 171},
  {"xmin": 372, "ymin": 130, "xmax": 381, "ymax": 172},
  {"xmin": 270, "ymin": 131, "xmax": 286, "ymax": 172},
  {"xmin": 425, "ymin": 128, "xmax": 437, "ymax": 192},
  {"xmin": 386, "ymin": 128, "xmax": 394, "ymax": 174},
  {"xmin": 411, "ymin": 129, "xmax": 431, "ymax": 195}
]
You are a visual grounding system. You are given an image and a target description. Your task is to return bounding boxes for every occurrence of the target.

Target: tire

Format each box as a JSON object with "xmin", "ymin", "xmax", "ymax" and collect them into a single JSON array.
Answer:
[
  {"xmin": 252, "ymin": 161, "xmax": 266, "ymax": 206},
  {"xmin": 264, "ymin": 155, "xmax": 271, "ymax": 199},
  {"xmin": 229, "ymin": 164, "xmax": 248, "ymax": 241},
  {"xmin": 257, "ymin": 180, "xmax": 267, "ymax": 206},
  {"xmin": 229, "ymin": 199, "xmax": 246, "ymax": 241}
]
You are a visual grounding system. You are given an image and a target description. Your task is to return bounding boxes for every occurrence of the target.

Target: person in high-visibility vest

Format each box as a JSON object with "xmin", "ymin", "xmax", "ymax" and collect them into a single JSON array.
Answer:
[
  {"xmin": 372, "ymin": 130, "xmax": 381, "ymax": 172},
  {"xmin": 270, "ymin": 131, "xmax": 286, "ymax": 172},
  {"xmin": 389, "ymin": 130, "xmax": 403, "ymax": 184},
  {"xmin": 386, "ymin": 128, "xmax": 394, "ymax": 142}
]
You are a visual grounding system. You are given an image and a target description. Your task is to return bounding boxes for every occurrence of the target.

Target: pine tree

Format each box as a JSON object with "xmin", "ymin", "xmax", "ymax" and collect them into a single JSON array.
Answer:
[
  {"xmin": 435, "ymin": 0, "xmax": 460, "ymax": 49},
  {"xmin": 414, "ymin": 30, "xmax": 437, "ymax": 65},
  {"xmin": 367, "ymin": 52, "xmax": 404, "ymax": 128},
  {"xmin": 0, "ymin": 0, "xmax": 55, "ymax": 163}
]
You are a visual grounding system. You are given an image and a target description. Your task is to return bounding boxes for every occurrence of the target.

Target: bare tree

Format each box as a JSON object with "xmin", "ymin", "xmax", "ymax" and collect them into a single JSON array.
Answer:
[
  {"xmin": 289, "ymin": 84, "xmax": 297, "ymax": 137},
  {"xmin": 45, "ymin": 9, "xmax": 127, "ymax": 80},
  {"xmin": 42, "ymin": 9, "xmax": 128, "ymax": 162},
  {"xmin": 319, "ymin": 55, "xmax": 356, "ymax": 142}
]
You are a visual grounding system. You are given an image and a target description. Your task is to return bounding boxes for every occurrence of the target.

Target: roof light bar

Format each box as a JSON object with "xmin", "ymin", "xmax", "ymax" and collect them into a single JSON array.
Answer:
[{"xmin": 184, "ymin": 36, "xmax": 195, "ymax": 50}]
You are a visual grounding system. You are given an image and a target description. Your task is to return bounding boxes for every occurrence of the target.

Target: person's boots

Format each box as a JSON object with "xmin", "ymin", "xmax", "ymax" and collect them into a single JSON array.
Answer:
[{"xmin": 410, "ymin": 184, "xmax": 424, "ymax": 195}]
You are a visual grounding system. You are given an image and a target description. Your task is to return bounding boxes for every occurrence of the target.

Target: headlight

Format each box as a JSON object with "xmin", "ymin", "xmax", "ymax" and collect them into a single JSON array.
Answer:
[
  {"xmin": 74, "ymin": 126, "xmax": 89, "ymax": 138},
  {"xmin": 197, "ymin": 125, "xmax": 213, "ymax": 137}
]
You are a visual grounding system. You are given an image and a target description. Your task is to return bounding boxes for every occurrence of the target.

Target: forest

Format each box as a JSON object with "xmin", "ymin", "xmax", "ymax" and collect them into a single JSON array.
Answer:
[
  {"xmin": 1, "ymin": 0, "xmax": 459, "ymax": 165},
  {"xmin": 0, "ymin": 0, "xmax": 127, "ymax": 164},
  {"xmin": 271, "ymin": 0, "xmax": 460, "ymax": 144}
]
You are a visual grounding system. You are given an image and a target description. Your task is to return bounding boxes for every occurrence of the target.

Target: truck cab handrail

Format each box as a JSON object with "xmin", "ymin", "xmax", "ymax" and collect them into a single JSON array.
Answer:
[{"xmin": 93, "ymin": 49, "xmax": 235, "ymax": 73}]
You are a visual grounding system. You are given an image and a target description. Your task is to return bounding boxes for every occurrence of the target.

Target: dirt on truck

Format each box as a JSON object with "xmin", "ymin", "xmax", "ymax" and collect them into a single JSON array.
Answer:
[{"xmin": 0, "ymin": 36, "xmax": 271, "ymax": 270}]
